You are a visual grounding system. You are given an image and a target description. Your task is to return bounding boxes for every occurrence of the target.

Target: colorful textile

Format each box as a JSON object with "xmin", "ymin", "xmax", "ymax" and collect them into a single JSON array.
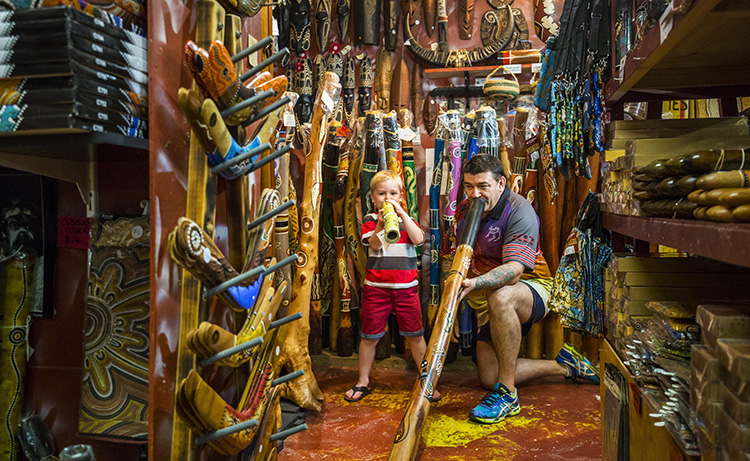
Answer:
[
  {"xmin": 79, "ymin": 216, "xmax": 149, "ymax": 441},
  {"xmin": 0, "ymin": 256, "xmax": 32, "ymax": 461}
]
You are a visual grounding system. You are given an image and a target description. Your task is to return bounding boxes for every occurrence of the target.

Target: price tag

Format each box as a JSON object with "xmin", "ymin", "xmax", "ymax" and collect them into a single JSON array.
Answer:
[
  {"xmin": 57, "ymin": 216, "xmax": 92, "ymax": 249},
  {"xmin": 529, "ymin": 151, "xmax": 540, "ymax": 163},
  {"xmin": 399, "ymin": 126, "xmax": 416, "ymax": 141},
  {"xmin": 283, "ymin": 111, "xmax": 295, "ymax": 127},
  {"xmin": 475, "ymin": 77, "xmax": 486, "ymax": 86},
  {"xmin": 321, "ymin": 91, "xmax": 335, "ymax": 112},
  {"xmin": 272, "ymin": 17, "xmax": 279, "ymax": 36},
  {"xmin": 505, "ymin": 64, "xmax": 522, "ymax": 74},
  {"xmin": 660, "ymin": 2, "xmax": 674, "ymax": 44},
  {"xmin": 531, "ymin": 62, "xmax": 542, "ymax": 73},
  {"xmin": 413, "ymin": 127, "xmax": 421, "ymax": 145}
]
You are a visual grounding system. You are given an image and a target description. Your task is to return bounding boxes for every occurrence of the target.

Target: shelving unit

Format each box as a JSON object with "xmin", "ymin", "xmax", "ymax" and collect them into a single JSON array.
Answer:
[
  {"xmin": 606, "ymin": 0, "xmax": 750, "ymax": 104},
  {"xmin": 602, "ymin": 213, "xmax": 750, "ymax": 268},
  {"xmin": 604, "ymin": 0, "xmax": 750, "ymax": 259}
]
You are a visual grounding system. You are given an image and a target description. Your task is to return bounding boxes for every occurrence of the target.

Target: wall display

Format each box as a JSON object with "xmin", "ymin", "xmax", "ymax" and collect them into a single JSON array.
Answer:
[
  {"xmin": 358, "ymin": 55, "xmax": 374, "ymax": 116},
  {"xmin": 458, "ymin": 0, "xmax": 475, "ymax": 39},
  {"xmin": 383, "ymin": 0, "xmax": 400, "ymax": 51},
  {"xmin": 79, "ymin": 216, "xmax": 150, "ymax": 440},
  {"xmin": 352, "ymin": 0, "xmax": 380, "ymax": 44},
  {"xmin": 389, "ymin": 57, "xmax": 410, "ymax": 112},
  {"xmin": 404, "ymin": 7, "xmax": 508, "ymax": 67},
  {"xmin": 314, "ymin": 0, "xmax": 332, "ymax": 51},
  {"xmin": 290, "ymin": 0, "xmax": 312, "ymax": 53},
  {"xmin": 0, "ymin": 172, "xmax": 56, "ymax": 318},
  {"xmin": 374, "ymin": 48, "xmax": 393, "ymax": 111}
]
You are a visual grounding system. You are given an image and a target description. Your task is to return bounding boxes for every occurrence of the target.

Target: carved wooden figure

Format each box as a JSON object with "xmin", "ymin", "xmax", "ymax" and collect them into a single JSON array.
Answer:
[{"xmin": 358, "ymin": 55, "xmax": 374, "ymax": 116}]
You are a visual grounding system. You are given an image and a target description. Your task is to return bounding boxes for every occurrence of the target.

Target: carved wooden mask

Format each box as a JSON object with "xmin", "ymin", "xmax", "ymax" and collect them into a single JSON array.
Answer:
[
  {"xmin": 314, "ymin": 0, "xmax": 332, "ymax": 51},
  {"xmin": 358, "ymin": 55, "xmax": 373, "ymax": 115},
  {"xmin": 353, "ymin": 0, "xmax": 381, "ymax": 45},
  {"xmin": 291, "ymin": 0, "xmax": 312, "ymax": 53},
  {"xmin": 458, "ymin": 0, "xmax": 475, "ymax": 40},
  {"xmin": 384, "ymin": 0, "xmax": 400, "ymax": 51},
  {"xmin": 422, "ymin": 96, "xmax": 439, "ymax": 134},
  {"xmin": 389, "ymin": 57, "xmax": 410, "ymax": 112}
]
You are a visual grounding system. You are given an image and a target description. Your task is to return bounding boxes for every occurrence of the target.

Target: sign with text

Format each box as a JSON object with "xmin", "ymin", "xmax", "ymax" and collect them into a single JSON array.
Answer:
[{"xmin": 57, "ymin": 216, "xmax": 92, "ymax": 249}]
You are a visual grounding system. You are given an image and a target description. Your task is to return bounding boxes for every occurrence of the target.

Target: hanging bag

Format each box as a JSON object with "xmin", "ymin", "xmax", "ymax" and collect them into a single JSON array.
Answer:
[{"xmin": 483, "ymin": 66, "xmax": 520, "ymax": 101}]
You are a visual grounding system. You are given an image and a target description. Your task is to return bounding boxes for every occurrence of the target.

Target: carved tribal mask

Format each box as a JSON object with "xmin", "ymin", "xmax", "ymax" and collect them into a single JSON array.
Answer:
[
  {"xmin": 358, "ymin": 55, "xmax": 373, "ymax": 116},
  {"xmin": 291, "ymin": 0, "xmax": 312, "ymax": 53},
  {"xmin": 295, "ymin": 57, "xmax": 314, "ymax": 123}
]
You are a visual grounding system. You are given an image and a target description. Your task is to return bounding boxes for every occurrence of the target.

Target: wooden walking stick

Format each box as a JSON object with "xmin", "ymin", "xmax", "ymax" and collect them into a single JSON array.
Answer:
[
  {"xmin": 277, "ymin": 72, "xmax": 341, "ymax": 412},
  {"xmin": 388, "ymin": 198, "xmax": 485, "ymax": 461}
]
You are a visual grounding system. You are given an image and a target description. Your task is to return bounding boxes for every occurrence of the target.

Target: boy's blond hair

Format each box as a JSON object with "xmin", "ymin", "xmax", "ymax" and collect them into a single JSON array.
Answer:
[{"xmin": 370, "ymin": 170, "xmax": 403, "ymax": 191}]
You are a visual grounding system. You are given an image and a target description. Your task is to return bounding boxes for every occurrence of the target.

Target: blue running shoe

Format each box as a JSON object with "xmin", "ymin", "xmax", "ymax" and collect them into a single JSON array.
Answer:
[
  {"xmin": 556, "ymin": 342, "xmax": 600, "ymax": 384},
  {"xmin": 468, "ymin": 383, "xmax": 520, "ymax": 424}
]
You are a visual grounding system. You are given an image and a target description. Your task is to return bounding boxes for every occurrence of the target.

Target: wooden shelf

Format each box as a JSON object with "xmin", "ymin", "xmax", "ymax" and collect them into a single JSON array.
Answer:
[
  {"xmin": 602, "ymin": 212, "xmax": 750, "ymax": 269},
  {"xmin": 606, "ymin": 0, "xmax": 750, "ymax": 104},
  {"xmin": 425, "ymin": 63, "xmax": 541, "ymax": 79}
]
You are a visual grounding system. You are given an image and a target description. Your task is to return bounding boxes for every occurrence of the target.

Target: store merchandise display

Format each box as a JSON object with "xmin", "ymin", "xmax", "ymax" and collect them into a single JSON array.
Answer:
[{"xmin": 0, "ymin": 6, "xmax": 147, "ymax": 136}]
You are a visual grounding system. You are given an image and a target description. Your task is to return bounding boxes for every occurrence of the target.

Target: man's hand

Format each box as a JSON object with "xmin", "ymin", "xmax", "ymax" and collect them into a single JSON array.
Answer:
[{"xmin": 458, "ymin": 277, "xmax": 477, "ymax": 302}]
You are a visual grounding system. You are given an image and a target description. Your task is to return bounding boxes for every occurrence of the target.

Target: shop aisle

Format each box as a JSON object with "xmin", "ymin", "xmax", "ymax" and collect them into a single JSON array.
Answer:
[{"xmin": 280, "ymin": 360, "xmax": 601, "ymax": 460}]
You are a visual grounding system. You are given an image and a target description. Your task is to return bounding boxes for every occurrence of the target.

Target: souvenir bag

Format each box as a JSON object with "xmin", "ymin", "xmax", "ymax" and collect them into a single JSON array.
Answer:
[{"xmin": 483, "ymin": 66, "xmax": 520, "ymax": 101}]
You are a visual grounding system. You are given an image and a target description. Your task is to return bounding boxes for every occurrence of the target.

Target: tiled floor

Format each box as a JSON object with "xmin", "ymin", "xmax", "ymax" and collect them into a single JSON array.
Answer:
[{"xmin": 279, "ymin": 358, "xmax": 601, "ymax": 461}]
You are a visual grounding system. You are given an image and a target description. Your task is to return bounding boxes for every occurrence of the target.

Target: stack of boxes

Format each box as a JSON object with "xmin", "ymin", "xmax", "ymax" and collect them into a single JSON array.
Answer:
[
  {"xmin": 600, "ymin": 117, "xmax": 750, "ymax": 216},
  {"xmin": 0, "ymin": 6, "xmax": 147, "ymax": 138},
  {"xmin": 694, "ymin": 305, "xmax": 750, "ymax": 460}
]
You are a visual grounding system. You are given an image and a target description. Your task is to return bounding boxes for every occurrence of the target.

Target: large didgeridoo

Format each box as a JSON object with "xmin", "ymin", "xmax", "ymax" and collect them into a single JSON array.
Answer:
[{"xmin": 388, "ymin": 198, "xmax": 485, "ymax": 461}]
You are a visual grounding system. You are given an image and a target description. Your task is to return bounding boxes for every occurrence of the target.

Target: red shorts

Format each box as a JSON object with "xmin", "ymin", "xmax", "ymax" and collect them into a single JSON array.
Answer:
[{"xmin": 360, "ymin": 284, "xmax": 424, "ymax": 339}]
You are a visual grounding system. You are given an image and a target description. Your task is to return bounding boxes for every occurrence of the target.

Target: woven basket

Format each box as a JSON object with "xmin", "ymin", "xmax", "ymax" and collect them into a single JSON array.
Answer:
[{"xmin": 483, "ymin": 66, "xmax": 519, "ymax": 101}]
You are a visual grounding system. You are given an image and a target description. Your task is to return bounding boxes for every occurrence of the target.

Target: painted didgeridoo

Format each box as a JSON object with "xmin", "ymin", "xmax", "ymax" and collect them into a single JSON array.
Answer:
[
  {"xmin": 334, "ymin": 144, "xmax": 356, "ymax": 356},
  {"xmin": 441, "ymin": 110, "xmax": 463, "ymax": 248},
  {"xmin": 383, "ymin": 111, "xmax": 407, "ymax": 210},
  {"xmin": 277, "ymin": 72, "xmax": 341, "ymax": 412},
  {"xmin": 427, "ymin": 114, "xmax": 446, "ymax": 328},
  {"xmin": 388, "ymin": 198, "xmax": 485, "ymax": 461},
  {"xmin": 361, "ymin": 111, "xmax": 383, "ymax": 215},
  {"xmin": 345, "ymin": 118, "xmax": 368, "ymax": 287}
]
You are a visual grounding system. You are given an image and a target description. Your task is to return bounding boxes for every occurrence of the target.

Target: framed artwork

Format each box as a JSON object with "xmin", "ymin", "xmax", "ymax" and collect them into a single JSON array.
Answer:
[{"xmin": 0, "ymin": 168, "xmax": 57, "ymax": 318}]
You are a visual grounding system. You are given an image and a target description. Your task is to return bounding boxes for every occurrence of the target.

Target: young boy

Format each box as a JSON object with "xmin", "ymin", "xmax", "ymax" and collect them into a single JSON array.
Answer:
[{"xmin": 344, "ymin": 170, "xmax": 439, "ymax": 402}]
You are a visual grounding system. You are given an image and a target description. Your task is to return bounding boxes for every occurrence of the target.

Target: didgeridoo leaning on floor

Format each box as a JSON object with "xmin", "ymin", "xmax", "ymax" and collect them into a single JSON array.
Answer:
[{"xmin": 388, "ymin": 197, "xmax": 485, "ymax": 461}]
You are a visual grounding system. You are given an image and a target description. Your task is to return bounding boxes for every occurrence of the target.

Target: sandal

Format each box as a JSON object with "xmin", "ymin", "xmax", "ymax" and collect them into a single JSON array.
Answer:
[{"xmin": 344, "ymin": 385, "xmax": 372, "ymax": 402}]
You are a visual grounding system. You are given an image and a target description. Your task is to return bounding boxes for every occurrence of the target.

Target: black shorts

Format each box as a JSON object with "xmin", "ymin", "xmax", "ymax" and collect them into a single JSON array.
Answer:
[{"xmin": 476, "ymin": 282, "xmax": 547, "ymax": 341}]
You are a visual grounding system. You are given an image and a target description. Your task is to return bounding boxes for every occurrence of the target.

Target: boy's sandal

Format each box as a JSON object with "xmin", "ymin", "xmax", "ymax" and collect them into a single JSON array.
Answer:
[{"xmin": 344, "ymin": 385, "xmax": 372, "ymax": 402}]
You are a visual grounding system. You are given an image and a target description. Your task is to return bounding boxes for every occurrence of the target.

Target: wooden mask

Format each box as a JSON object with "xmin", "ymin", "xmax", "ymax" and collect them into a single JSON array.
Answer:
[
  {"xmin": 422, "ymin": 95, "xmax": 439, "ymax": 134},
  {"xmin": 337, "ymin": 0, "xmax": 351, "ymax": 41},
  {"xmin": 423, "ymin": 0, "xmax": 435, "ymax": 38},
  {"xmin": 384, "ymin": 0, "xmax": 400, "ymax": 51},
  {"xmin": 358, "ymin": 55, "xmax": 373, "ymax": 115},
  {"xmin": 291, "ymin": 0, "xmax": 312, "ymax": 53},
  {"xmin": 274, "ymin": 2, "xmax": 291, "ymax": 66},
  {"xmin": 314, "ymin": 0, "xmax": 332, "ymax": 51},
  {"xmin": 374, "ymin": 48, "xmax": 393, "ymax": 111},
  {"xmin": 411, "ymin": 60, "xmax": 423, "ymax": 125},
  {"xmin": 342, "ymin": 57, "xmax": 356, "ymax": 125},
  {"xmin": 389, "ymin": 57, "xmax": 410, "ymax": 112},
  {"xmin": 295, "ymin": 57, "xmax": 314, "ymax": 123},
  {"xmin": 458, "ymin": 0, "xmax": 475, "ymax": 40},
  {"xmin": 353, "ymin": 0, "xmax": 381, "ymax": 45}
]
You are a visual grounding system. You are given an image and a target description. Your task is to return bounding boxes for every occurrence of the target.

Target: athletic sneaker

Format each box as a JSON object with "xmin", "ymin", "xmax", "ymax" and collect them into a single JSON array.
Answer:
[
  {"xmin": 556, "ymin": 342, "xmax": 600, "ymax": 384},
  {"xmin": 468, "ymin": 383, "xmax": 521, "ymax": 424}
]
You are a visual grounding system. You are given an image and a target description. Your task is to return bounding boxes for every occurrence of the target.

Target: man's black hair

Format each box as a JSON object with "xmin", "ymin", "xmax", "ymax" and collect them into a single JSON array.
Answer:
[{"xmin": 462, "ymin": 155, "xmax": 505, "ymax": 182}]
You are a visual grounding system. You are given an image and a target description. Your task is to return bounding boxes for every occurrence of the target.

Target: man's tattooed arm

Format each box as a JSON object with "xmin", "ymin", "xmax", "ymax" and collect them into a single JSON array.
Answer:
[{"xmin": 473, "ymin": 262, "xmax": 524, "ymax": 289}]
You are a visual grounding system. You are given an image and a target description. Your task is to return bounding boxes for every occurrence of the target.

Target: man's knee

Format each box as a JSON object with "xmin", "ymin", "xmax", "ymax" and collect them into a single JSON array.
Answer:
[{"xmin": 487, "ymin": 285, "xmax": 518, "ymax": 312}]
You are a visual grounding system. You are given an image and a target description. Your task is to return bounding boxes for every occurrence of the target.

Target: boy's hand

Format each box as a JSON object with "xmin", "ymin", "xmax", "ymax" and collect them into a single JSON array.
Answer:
[
  {"xmin": 386, "ymin": 199, "xmax": 407, "ymax": 218},
  {"xmin": 376, "ymin": 208, "xmax": 385, "ymax": 227}
]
